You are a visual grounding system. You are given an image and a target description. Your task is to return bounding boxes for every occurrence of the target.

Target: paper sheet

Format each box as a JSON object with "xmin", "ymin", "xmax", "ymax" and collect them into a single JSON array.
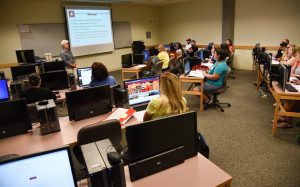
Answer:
[
  {"xmin": 188, "ymin": 70, "xmax": 204, "ymax": 78},
  {"xmin": 133, "ymin": 110, "xmax": 146, "ymax": 122}
]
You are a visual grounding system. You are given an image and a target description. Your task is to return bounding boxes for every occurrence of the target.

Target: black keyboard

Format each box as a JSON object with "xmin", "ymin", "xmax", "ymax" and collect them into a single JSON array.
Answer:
[{"xmin": 286, "ymin": 84, "xmax": 298, "ymax": 92}]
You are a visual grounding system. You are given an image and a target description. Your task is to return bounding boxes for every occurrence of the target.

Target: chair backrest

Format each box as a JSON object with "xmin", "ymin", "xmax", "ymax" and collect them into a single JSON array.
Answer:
[
  {"xmin": 224, "ymin": 67, "xmax": 231, "ymax": 87},
  {"xmin": 153, "ymin": 61, "xmax": 163, "ymax": 75},
  {"xmin": 77, "ymin": 119, "xmax": 122, "ymax": 147}
]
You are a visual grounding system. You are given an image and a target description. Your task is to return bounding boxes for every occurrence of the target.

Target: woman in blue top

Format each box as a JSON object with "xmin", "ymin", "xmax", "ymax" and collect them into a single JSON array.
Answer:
[
  {"xmin": 89, "ymin": 62, "xmax": 117, "ymax": 87},
  {"xmin": 193, "ymin": 48, "xmax": 228, "ymax": 103}
]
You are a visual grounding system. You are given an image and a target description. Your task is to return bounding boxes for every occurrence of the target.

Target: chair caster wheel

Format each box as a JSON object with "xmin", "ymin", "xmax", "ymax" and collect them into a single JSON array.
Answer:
[
  {"xmin": 228, "ymin": 104, "xmax": 231, "ymax": 107},
  {"xmin": 221, "ymin": 109, "xmax": 224, "ymax": 112}
]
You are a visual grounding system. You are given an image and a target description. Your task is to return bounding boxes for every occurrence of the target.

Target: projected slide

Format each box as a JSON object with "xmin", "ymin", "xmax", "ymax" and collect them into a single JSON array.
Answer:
[{"xmin": 65, "ymin": 6, "xmax": 114, "ymax": 56}]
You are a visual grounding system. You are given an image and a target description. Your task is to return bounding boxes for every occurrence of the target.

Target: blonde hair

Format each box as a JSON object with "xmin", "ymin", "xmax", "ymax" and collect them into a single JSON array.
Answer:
[
  {"xmin": 289, "ymin": 44, "xmax": 298, "ymax": 57},
  {"xmin": 158, "ymin": 72, "xmax": 187, "ymax": 115}
]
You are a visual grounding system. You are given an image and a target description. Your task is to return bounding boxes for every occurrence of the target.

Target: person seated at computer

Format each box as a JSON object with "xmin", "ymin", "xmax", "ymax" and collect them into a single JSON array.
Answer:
[
  {"xmin": 187, "ymin": 40, "xmax": 198, "ymax": 57},
  {"xmin": 291, "ymin": 47, "xmax": 300, "ymax": 77},
  {"xmin": 275, "ymin": 39, "xmax": 289, "ymax": 61},
  {"xmin": 60, "ymin": 40, "xmax": 77, "ymax": 73},
  {"xmin": 157, "ymin": 44, "xmax": 170, "ymax": 71},
  {"xmin": 89, "ymin": 62, "xmax": 117, "ymax": 87},
  {"xmin": 143, "ymin": 72, "xmax": 188, "ymax": 121},
  {"xmin": 192, "ymin": 48, "xmax": 228, "ymax": 104},
  {"xmin": 20, "ymin": 73, "xmax": 57, "ymax": 104},
  {"xmin": 169, "ymin": 42, "xmax": 177, "ymax": 59},
  {"xmin": 142, "ymin": 47, "xmax": 160, "ymax": 77},
  {"xmin": 206, "ymin": 44, "xmax": 221, "ymax": 64},
  {"xmin": 283, "ymin": 44, "xmax": 298, "ymax": 67},
  {"xmin": 225, "ymin": 39, "xmax": 235, "ymax": 55},
  {"xmin": 168, "ymin": 49, "xmax": 184, "ymax": 76},
  {"xmin": 185, "ymin": 38, "xmax": 192, "ymax": 51}
]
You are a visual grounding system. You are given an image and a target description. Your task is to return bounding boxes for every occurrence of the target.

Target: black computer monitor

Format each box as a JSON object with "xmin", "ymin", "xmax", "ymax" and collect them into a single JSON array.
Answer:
[
  {"xmin": 66, "ymin": 85, "xmax": 112, "ymax": 121},
  {"xmin": 10, "ymin": 64, "xmax": 36, "ymax": 81},
  {"xmin": 121, "ymin": 53, "xmax": 133, "ymax": 68},
  {"xmin": 77, "ymin": 67, "xmax": 92, "ymax": 87},
  {"xmin": 0, "ymin": 80, "xmax": 10, "ymax": 102},
  {"xmin": 0, "ymin": 146, "xmax": 78, "ymax": 187},
  {"xmin": 0, "ymin": 99, "xmax": 32, "ymax": 139},
  {"xmin": 133, "ymin": 54, "xmax": 145, "ymax": 65},
  {"xmin": 202, "ymin": 50, "xmax": 211, "ymax": 59},
  {"xmin": 42, "ymin": 61, "xmax": 66, "ymax": 72},
  {"xmin": 15, "ymin": 49, "xmax": 35, "ymax": 64},
  {"xmin": 123, "ymin": 76, "xmax": 160, "ymax": 108},
  {"xmin": 126, "ymin": 111, "xmax": 197, "ymax": 163},
  {"xmin": 40, "ymin": 70, "xmax": 69, "ymax": 90},
  {"xmin": 278, "ymin": 64, "xmax": 286, "ymax": 91}
]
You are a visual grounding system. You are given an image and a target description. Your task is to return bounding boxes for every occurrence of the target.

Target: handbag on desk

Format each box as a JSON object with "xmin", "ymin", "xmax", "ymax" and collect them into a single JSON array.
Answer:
[{"xmin": 196, "ymin": 132, "xmax": 210, "ymax": 158}]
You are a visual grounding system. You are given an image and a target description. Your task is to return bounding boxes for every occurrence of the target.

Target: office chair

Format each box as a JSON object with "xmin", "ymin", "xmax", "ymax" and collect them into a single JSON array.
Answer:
[
  {"xmin": 73, "ymin": 119, "xmax": 122, "ymax": 177},
  {"xmin": 228, "ymin": 54, "xmax": 235, "ymax": 79},
  {"xmin": 153, "ymin": 61, "xmax": 163, "ymax": 75},
  {"xmin": 205, "ymin": 67, "xmax": 231, "ymax": 112}
]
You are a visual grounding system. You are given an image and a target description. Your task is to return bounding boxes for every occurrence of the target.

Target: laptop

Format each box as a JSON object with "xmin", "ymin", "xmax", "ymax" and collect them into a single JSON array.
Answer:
[
  {"xmin": 77, "ymin": 67, "xmax": 92, "ymax": 88},
  {"xmin": 124, "ymin": 76, "xmax": 160, "ymax": 111},
  {"xmin": 0, "ymin": 146, "xmax": 77, "ymax": 187}
]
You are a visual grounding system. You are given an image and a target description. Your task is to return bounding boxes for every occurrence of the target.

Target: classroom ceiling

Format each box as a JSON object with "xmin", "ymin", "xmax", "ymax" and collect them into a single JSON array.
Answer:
[{"xmin": 62, "ymin": 0, "xmax": 194, "ymax": 6}]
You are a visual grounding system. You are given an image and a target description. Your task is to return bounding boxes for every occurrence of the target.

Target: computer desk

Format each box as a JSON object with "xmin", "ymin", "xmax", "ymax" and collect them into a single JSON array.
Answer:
[
  {"xmin": 78, "ymin": 154, "xmax": 232, "ymax": 187},
  {"xmin": 179, "ymin": 75, "xmax": 204, "ymax": 112},
  {"xmin": 122, "ymin": 65, "xmax": 147, "ymax": 81},
  {"xmin": 0, "ymin": 108, "xmax": 137, "ymax": 156},
  {"xmin": 271, "ymin": 82, "xmax": 300, "ymax": 136},
  {"xmin": 0, "ymin": 111, "xmax": 232, "ymax": 187}
]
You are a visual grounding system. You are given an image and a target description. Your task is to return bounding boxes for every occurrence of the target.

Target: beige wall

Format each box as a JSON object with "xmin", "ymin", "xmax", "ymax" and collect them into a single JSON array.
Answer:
[
  {"xmin": 159, "ymin": 0, "xmax": 223, "ymax": 45},
  {"xmin": 234, "ymin": 0, "xmax": 300, "ymax": 69},
  {"xmin": 0, "ymin": 0, "xmax": 160, "ymax": 79}
]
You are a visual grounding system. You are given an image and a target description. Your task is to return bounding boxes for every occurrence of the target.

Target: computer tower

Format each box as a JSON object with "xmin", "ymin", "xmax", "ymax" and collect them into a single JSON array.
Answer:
[
  {"xmin": 0, "ymin": 71, "xmax": 5, "ymax": 80},
  {"xmin": 10, "ymin": 81, "xmax": 22, "ymax": 99},
  {"xmin": 113, "ymin": 86, "xmax": 128, "ymax": 108},
  {"xmin": 68, "ymin": 73, "xmax": 77, "ymax": 90},
  {"xmin": 81, "ymin": 139, "xmax": 126, "ymax": 187},
  {"xmin": 132, "ymin": 41, "xmax": 145, "ymax": 54},
  {"xmin": 36, "ymin": 99, "xmax": 60, "ymax": 135}
]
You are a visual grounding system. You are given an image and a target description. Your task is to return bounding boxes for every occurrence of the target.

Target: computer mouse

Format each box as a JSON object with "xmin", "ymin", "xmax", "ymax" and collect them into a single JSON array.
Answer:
[
  {"xmin": 38, "ymin": 100, "xmax": 49, "ymax": 105},
  {"xmin": 107, "ymin": 152, "xmax": 121, "ymax": 165}
]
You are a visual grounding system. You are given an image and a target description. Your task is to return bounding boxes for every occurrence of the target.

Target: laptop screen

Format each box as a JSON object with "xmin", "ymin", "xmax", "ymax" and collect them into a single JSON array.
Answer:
[
  {"xmin": 0, "ymin": 80, "xmax": 9, "ymax": 102},
  {"xmin": 124, "ymin": 76, "xmax": 160, "ymax": 106},
  {"xmin": 0, "ymin": 147, "xmax": 77, "ymax": 187},
  {"xmin": 77, "ymin": 67, "xmax": 92, "ymax": 87},
  {"xmin": 184, "ymin": 58, "xmax": 191, "ymax": 75}
]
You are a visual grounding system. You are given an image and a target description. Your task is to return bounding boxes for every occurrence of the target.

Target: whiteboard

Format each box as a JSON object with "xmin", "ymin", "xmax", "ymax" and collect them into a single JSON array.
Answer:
[
  {"xmin": 113, "ymin": 22, "xmax": 132, "ymax": 49},
  {"xmin": 18, "ymin": 22, "xmax": 132, "ymax": 57},
  {"xmin": 19, "ymin": 23, "xmax": 67, "ymax": 57}
]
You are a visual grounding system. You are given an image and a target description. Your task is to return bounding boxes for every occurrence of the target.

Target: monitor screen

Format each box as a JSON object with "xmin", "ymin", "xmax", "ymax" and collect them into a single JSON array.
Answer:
[
  {"xmin": 0, "ymin": 99, "xmax": 32, "ymax": 139},
  {"xmin": 121, "ymin": 54, "xmax": 133, "ymax": 68},
  {"xmin": 40, "ymin": 70, "xmax": 69, "ymax": 90},
  {"xmin": 42, "ymin": 61, "xmax": 66, "ymax": 72},
  {"xmin": 133, "ymin": 54, "xmax": 144, "ymax": 65},
  {"xmin": 0, "ymin": 80, "xmax": 9, "ymax": 102},
  {"xmin": 202, "ymin": 50, "xmax": 211, "ymax": 59},
  {"xmin": 66, "ymin": 85, "xmax": 112, "ymax": 121},
  {"xmin": 15, "ymin": 50, "xmax": 35, "ymax": 64},
  {"xmin": 124, "ymin": 76, "xmax": 160, "ymax": 106},
  {"xmin": 143, "ymin": 50, "xmax": 149, "ymax": 61},
  {"xmin": 184, "ymin": 57, "xmax": 191, "ymax": 75},
  {"xmin": 77, "ymin": 67, "xmax": 92, "ymax": 87},
  {"xmin": 0, "ymin": 147, "xmax": 77, "ymax": 187},
  {"xmin": 278, "ymin": 64, "xmax": 291, "ymax": 91},
  {"xmin": 10, "ymin": 65, "xmax": 36, "ymax": 81},
  {"xmin": 126, "ymin": 111, "xmax": 197, "ymax": 163}
]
